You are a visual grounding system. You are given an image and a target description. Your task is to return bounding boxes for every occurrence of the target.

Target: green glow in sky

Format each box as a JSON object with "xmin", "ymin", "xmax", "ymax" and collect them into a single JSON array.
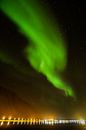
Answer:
[{"xmin": 0, "ymin": 0, "xmax": 75, "ymax": 97}]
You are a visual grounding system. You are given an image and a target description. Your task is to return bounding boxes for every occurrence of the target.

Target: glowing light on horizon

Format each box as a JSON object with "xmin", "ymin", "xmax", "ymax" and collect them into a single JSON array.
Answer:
[
  {"xmin": 0, "ymin": 116, "xmax": 86, "ymax": 126},
  {"xmin": 13, "ymin": 118, "xmax": 16, "ymax": 125},
  {"xmin": 79, "ymin": 119, "xmax": 85, "ymax": 125},
  {"xmin": 2, "ymin": 116, "xmax": 5, "ymax": 120}
]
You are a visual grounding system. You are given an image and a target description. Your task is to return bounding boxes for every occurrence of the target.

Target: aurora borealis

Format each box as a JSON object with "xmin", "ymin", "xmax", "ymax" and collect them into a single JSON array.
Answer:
[
  {"xmin": 0, "ymin": 0, "xmax": 86, "ymax": 118},
  {"xmin": 0, "ymin": 0, "xmax": 75, "ymax": 97}
]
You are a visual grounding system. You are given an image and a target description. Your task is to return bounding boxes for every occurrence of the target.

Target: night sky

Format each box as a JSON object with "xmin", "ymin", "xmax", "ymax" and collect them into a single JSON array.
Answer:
[{"xmin": 0, "ymin": 0, "xmax": 86, "ymax": 118}]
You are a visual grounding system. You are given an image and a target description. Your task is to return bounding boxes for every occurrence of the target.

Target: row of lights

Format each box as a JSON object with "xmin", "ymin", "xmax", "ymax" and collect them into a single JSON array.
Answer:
[{"xmin": 0, "ymin": 116, "xmax": 86, "ymax": 126}]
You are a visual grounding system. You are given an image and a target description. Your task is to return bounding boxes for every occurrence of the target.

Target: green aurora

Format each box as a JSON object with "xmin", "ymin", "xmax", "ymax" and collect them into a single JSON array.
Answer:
[{"xmin": 0, "ymin": 0, "xmax": 75, "ymax": 97}]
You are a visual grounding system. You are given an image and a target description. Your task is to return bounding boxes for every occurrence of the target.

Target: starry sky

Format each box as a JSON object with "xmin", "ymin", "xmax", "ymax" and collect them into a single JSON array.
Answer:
[{"xmin": 0, "ymin": 0, "xmax": 86, "ymax": 118}]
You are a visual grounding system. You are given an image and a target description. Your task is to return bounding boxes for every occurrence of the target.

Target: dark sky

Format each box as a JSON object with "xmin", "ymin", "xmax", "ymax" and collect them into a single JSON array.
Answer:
[{"xmin": 0, "ymin": 0, "xmax": 86, "ymax": 118}]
